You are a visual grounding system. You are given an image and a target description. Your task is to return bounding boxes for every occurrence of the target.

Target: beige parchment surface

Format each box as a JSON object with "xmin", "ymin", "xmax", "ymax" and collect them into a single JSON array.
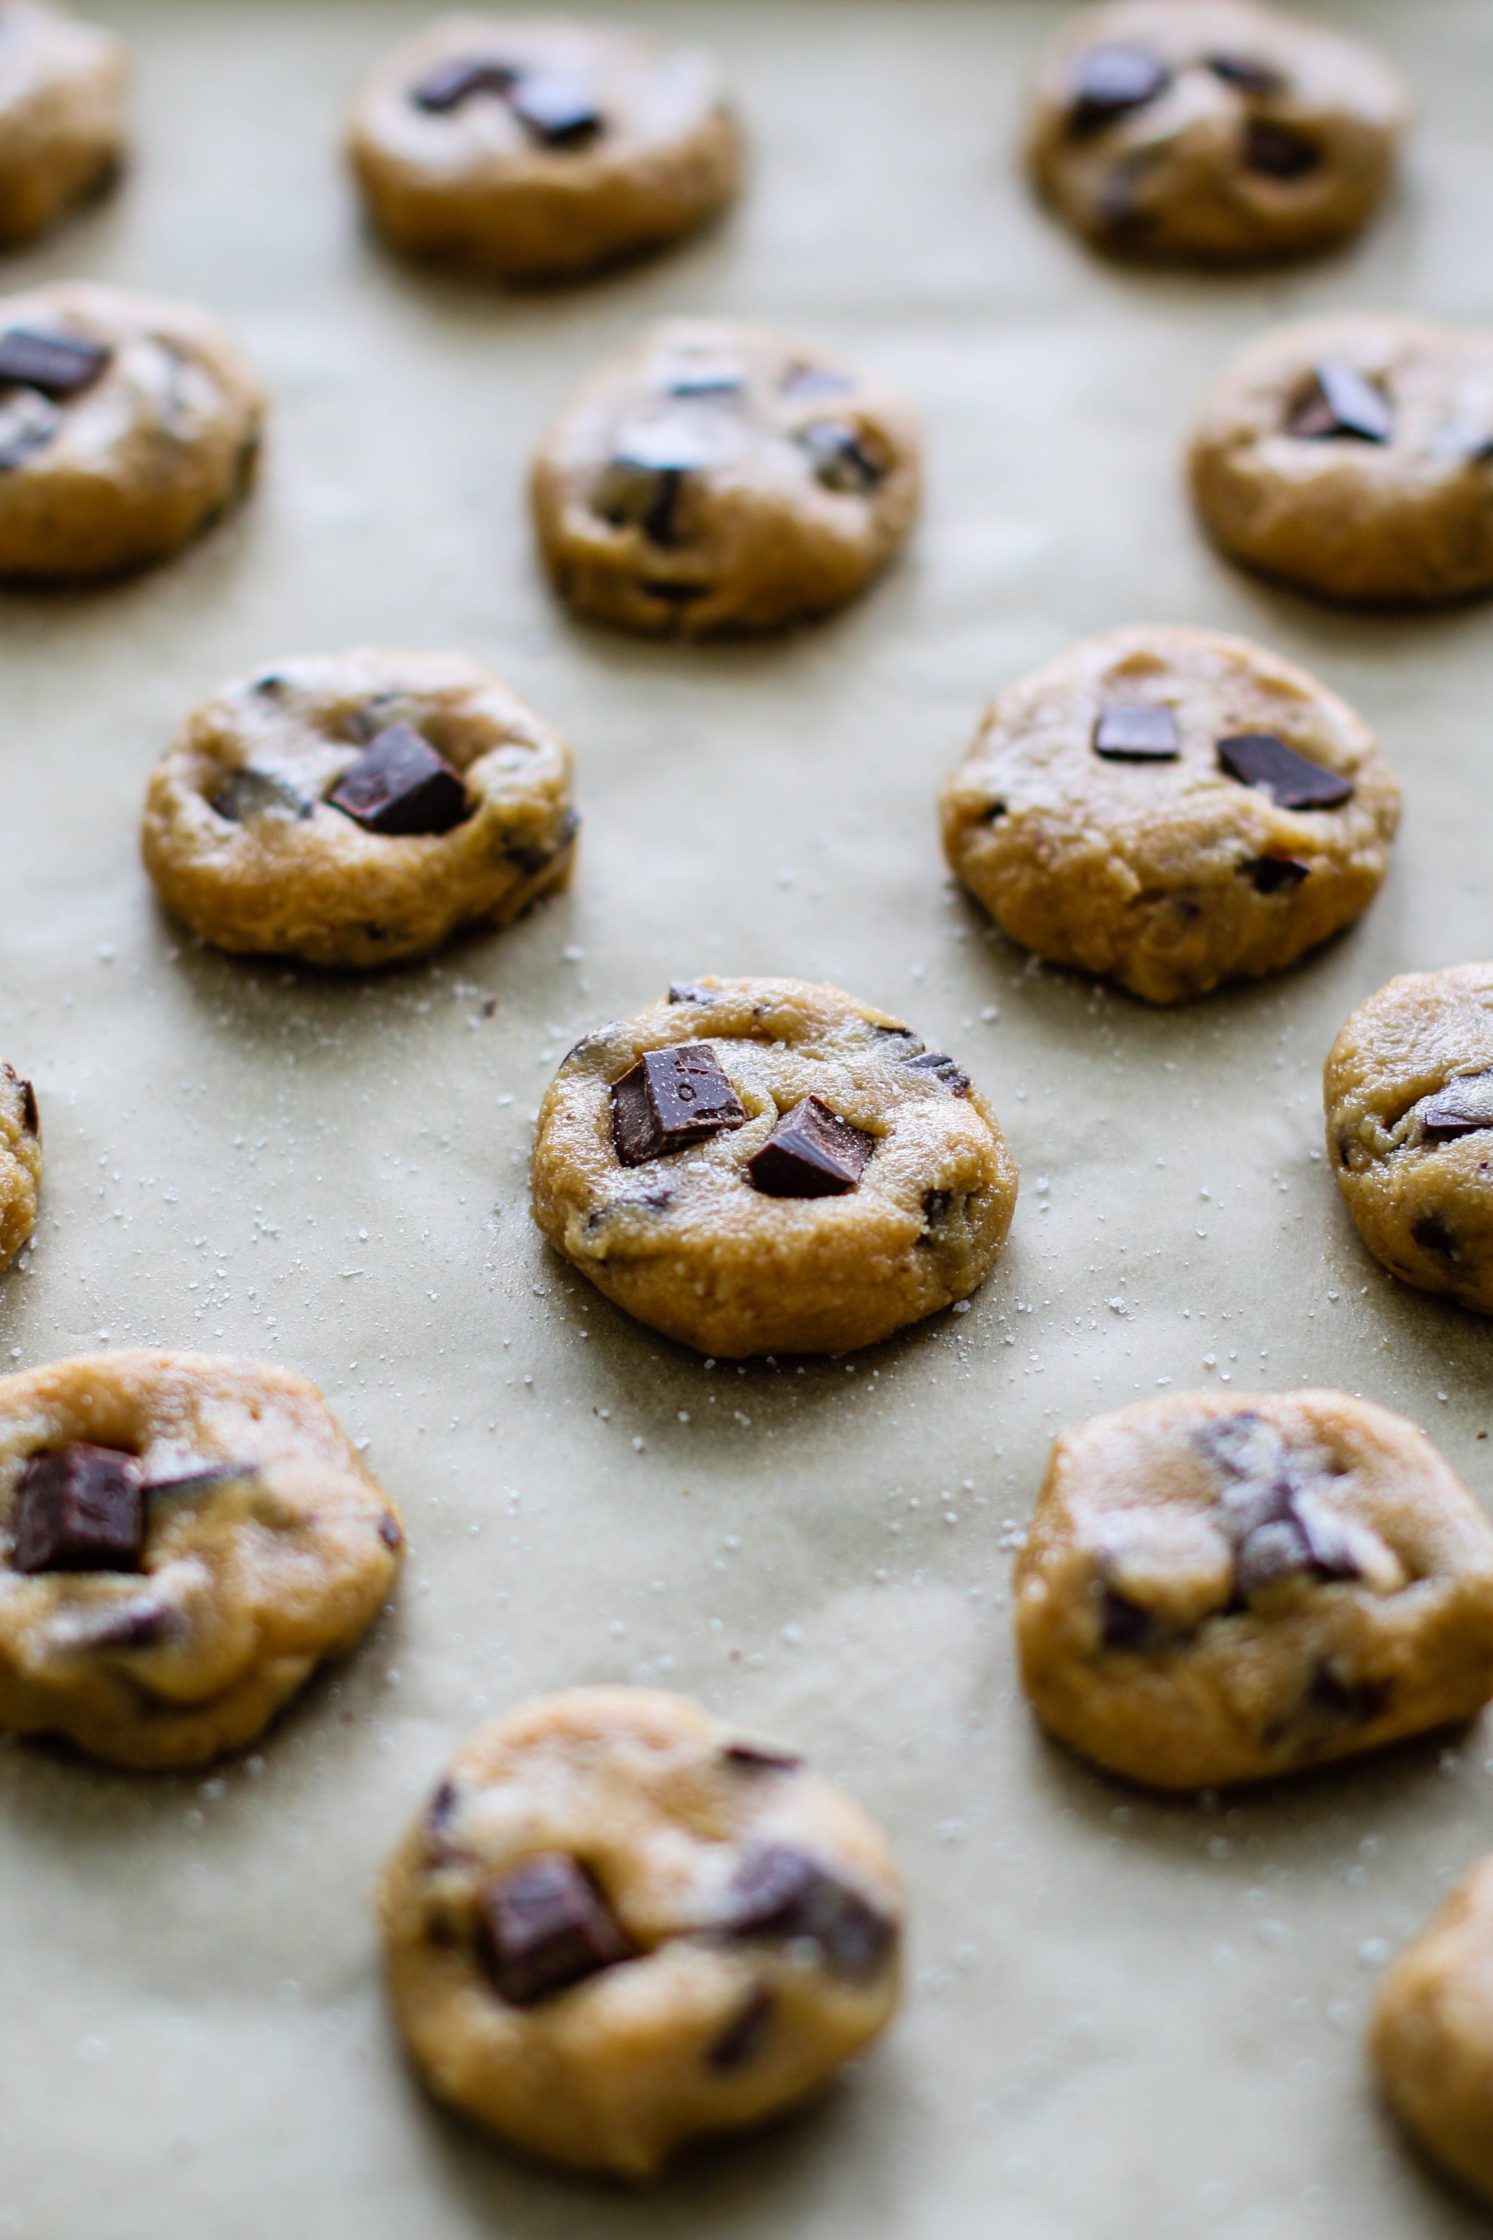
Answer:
[{"xmin": 2, "ymin": 2, "xmax": 1492, "ymax": 2234}]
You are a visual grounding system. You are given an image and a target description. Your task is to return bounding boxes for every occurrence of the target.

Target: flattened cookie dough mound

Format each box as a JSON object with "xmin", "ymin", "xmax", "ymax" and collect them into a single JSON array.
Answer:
[
  {"xmin": 0, "ymin": 1061, "xmax": 40, "ymax": 1271},
  {"xmin": 531, "ymin": 319, "xmax": 920, "ymax": 636},
  {"xmin": 1027, "ymin": 0, "xmax": 1405, "ymax": 266},
  {"xmin": 347, "ymin": 17, "xmax": 741, "ymax": 282},
  {"xmin": 0, "ymin": 1350, "xmax": 403, "ymax": 1768},
  {"xmin": 940, "ymin": 625, "xmax": 1399, "ymax": 1005},
  {"xmin": 1014, "ymin": 1390, "xmax": 1493, "ymax": 1791},
  {"xmin": 142, "ymin": 649, "xmax": 577, "ymax": 971},
  {"xmin": 378, "ymin": 1687, "xmax": 903, "ymax": 2178},
  {"xmin": 0, "ymin": 1, "xmax": 126, "ymax": 249},
  {"xmin": 531, "ymin": 977, "xmax": 1017, "ymax": 1357},
  {"xmin": 1191, "ymin": 315, "xmax": 1493, "ymax": 606},
  {"xmin": 1325, "ymin": 965, "xmax": 1493, "ymax": 1316},
  {"xmin": 0, "ymin": 282, "xmax": 262, "ymax": 582},
  {"xmin": 1372, "ymin": 1855, "xmax": 1493, "ymax": 2208}
]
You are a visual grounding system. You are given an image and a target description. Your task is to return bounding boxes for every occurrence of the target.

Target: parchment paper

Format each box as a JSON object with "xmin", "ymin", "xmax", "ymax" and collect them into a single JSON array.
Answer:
[{"xmin": 2, "ymin": 3, "xmax": 1492, "ymax": 2234}]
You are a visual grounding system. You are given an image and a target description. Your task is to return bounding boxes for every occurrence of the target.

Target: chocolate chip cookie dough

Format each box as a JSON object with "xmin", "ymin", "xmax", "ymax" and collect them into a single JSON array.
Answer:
[
  {"xmin": 1325, "ymin": 965, "xmax": 1493, "ymax": 1316},
  {"xmin": 142, "ymin": 649, "xmax": 577, "ymax": 971},
  {"xmin": 531, "ymin": 319, "xmax": 921, "ymax": 636},
  {"xmin": 378, "ymin": 1687, "xmax": 903, "ymax": 2179},
  {"xmin": 0, "ymin": 0, "xmax": 126, "ymax": 249},
  {"xmin": 1372, "ymin": 1854, "xmax": 1493, "ymax": 2209},
  {"xmin": 0, "ymin": 282, "xmax": 262, "ymax": 582},
  {"xmin": 1027, "ymin": 0, "xmax": 1406, "ymax": 265},
  {"xmin": 939, "ymin": 625, "xmax": 1399, "ymax": 1005},
  {"xmin": 0, "ymin": 1062, "xmax": 40, "ymax": 1270},
  {"xmin": 1014, "ymin": 1391, "xmax": 1493, "ymax": 1791},
  {"xmin": 1191, "ymin": 314, "xmax": 1493, "ymax": 605},
  {"xmin": 347, "ymin": 17, "xmax": 741, "ymax": 282},
  {"xmin": 0, "ymin": 1350, "xmax": 403, "ymax": 1769},
  {"xmin": 531, "ymin": 977, "xmax": 1017, "ymax": 1357}
]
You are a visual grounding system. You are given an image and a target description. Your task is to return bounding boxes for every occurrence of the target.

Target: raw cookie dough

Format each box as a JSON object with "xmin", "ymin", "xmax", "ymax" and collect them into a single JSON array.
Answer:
[
  {"xmin": 378, "ymin": 1686, "xmax": 904, "ymax": 2179},
  {"xmin": 939, "ymin": 625, "xmax": 1399, "ymax": 1005},
  {"xmin": 1190, "ymin": 314, "xmax": 1493, "ymax": 606},
  {"xmin": 0, "ymin": 0, "xmax": 126, "ymax": 249},
  {"xmin": 0, "ymin": 1350, "xmax": 403, "ymax": 1769},
  {"xmin": 347, "ymin": 16, "xmax": 741, "ymax": 282},
  {"xmin": 1325, "ymin": 964, "xmax": 1493, "ymax": 1316},
  {"xmin": 1372, "ymin": 1853, "xmax": 1493, "ymax": 2209},
  {"xmin": 1026, "ymin": 0, "xmax": 1406, "ymax": 265},
  {"xmin": 0, "ymin": 281, "xmax": 262, "ymax": 582},
  {"xmin": 0, "ymin": 1060, "xmax": 40, "ymax": 1269},
  {"xmin": 1013, "ymin": 1390, "xmax": 1493, "ymax": 1791},
  {"xmin": 142, "ymin": 648, "xmax": 578, "ymax": 971},
  {"xmin": 531, "ymin": 318, "xmax": 921, "ymax": 637},
  {"xmin": 531, "ymin": 976, "xmax": 1018, "ymax": 1357}
]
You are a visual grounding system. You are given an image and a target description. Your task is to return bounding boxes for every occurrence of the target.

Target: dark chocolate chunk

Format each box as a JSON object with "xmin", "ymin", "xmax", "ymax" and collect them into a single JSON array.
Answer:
[
  {"xmin": 1305, "ymin": 1661, "xmax": 1389, "ymax": 1729},
  {"xmin": 0, "ymin": 326, "xmax": 111, "ymax": 400},
  {"xmin": 327, "ymin": 724, "xmax": 470, "ymax": 838},
  {"xmin": 0, "ymin": 388, "xmax": 61, "ymax": 471},
  {"xmin": 211, "ymin": 767, "xmax": 313, "ymax": 824},
  {"xmin": 667, "ymin": 980, "xmax": 712, "ymax": 1004},
  {"xmin": 611, "ymin": 1044, "xmax": 746, "ymax": 1166},
  {"xmin": 1093, "ymin": 703, "xmax": 1180, "ymax": 762},
  {"xmin": 1421, "ymin": 1071, "xmax": 1493, "ymax": 1143},
  {"xmin": 143, "ymin": 1462, "xmax": 259, "ymax": 1500},
  {"xmin": 501, "ymin": 806, "xmax": 579, "ymax": 877},
  {"xmin": 427, "ymin": 1777, "xmax": 459, "ymax": 1834},
  {"xmin": 723, "ymin": 1739, "xmax": 804, "ymax": 1773},
  {"xmin": 1097, "ymin": 1584, "xmax": 1168, "ymax": 1654},
  {"xmin": 410, "ymin": 55, "xmax": 516, "ymax": 111},
  {"xmin": 781, "ymin": 362, "xmax": 854, "ymax": 399},
  {"xmin": 709, "ymin": 1986, "xmax": 775, "ymax": 2071},
  {"xmin": 11, "ymin": 1445, "xmax": 144, "ymax": 1575},
  {"xmin": 378, "ymin": 1511, "xmax": 403, "ymax": 1551},
  {"xmin": 1067, "ymin": 44, "xmax": 1171, "ymax": 134},
  {"xmin": 921, "ymin": 1187, "xmax": 954, "ymax": 1235},
  {"xmin": 508, "ymin": 70, "xmax": 604, "ymax": 147},
  {"xmin": 1244, "ymin": 854, "xmax": 1310, "ymax": 895},
  {"xmin": 721, "ymin": 1843, "xmax": 897, "ymax": 1979},
  {"xmin": 595, "ymin": 420, "xmax": 717, "ymax": 545},
  {"xmin": 666, "ymin": 367, "xmax": 744, "ymax": 400},
  {"xmin": 986, "ymin": 799, "xmax": 1008, "ymax": 822},
  {"xmin": 1215, "ymin": 732, "xmax": 1354, "ymax": 811},
  {"xmin": 1234, "ymin": 1516, "xmax": 1313, "ymax": 1596},
  {"xmin": 1244, "ymin": 119, "xmax": 1321, "ymax": 179},
  {"xmin": 903, "ymin": 1049, "xmax": 971, "ymax": 1095},
  {"xmin": 1412, "ymin": 1212, "xmax": 1458, "ymax": 1260},
  {"xmin": 1206, "ymin": 51, "xmax": 1286, "ymax": 97},
  {"xmin": 19, "ymin": 1077, "xmax": 37, "ymax": 1135},
  {"xmin": 1288, "ymin": 361, "xmax": 1393, "ymax": 444},
  {"xmin": 72, "ymin": 1598, "xmax": 173, "ymax": 1652},
  {"xmin": 747, "ymin": 1096, "xmax": 873, "ymax": 1199},
  {"xmin": 478, "ymin": 1854, "xmax": 633, "ymax": 2006},
  {"xmin": 798, "ymin": 420, "xmax": 883, "ymax": 495}
]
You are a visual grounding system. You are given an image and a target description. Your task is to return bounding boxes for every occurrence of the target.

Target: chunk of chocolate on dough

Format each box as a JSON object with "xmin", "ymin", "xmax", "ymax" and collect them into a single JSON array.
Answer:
[
  {"xmin": 1067, "ymin": 44, "xmax": 1171, "ymax": 134},
  {"xmin": 721, "ymin": 1842, "xmax": 897, "ymax": 1980},
  {"xmin": 1215, "ymin": 732, "xmax": 1354, "ymax": 811},
  {"xmin": 508, "ymin": 70, "xmax": 604, "ymax": 147},
  {"xmin": 748, "ymin": 1096, "xmax": 873, "ymax": 1199},
  {"xmin": 327, "ymin": 725, "xmax": 470, "ymax": 837},
  {"xmin": 478, "ymin": 1853, "xmax": 634, "ymax": 2006},
  {"xmin": 11, "ymin": 1444, "xmax": 144, "ymax": 1575},
  {"xmin": 1094, "ymin": 703, "xmax": 1180, "ymax": 762},
  {"xmin": 0, "ymin": 326, "xmax": 111, "ymax": 400},
  {"xmin": 1288, "ymin": 362, "xmax": 1392, "ymax": 443},
  {"xmin": 1421, "ymin": 1071, "xmax": 1493, "ymax": 1143},
  {"xmin": 611, "ymin": 1043, "xmax": 746, "ymax": 1165}
]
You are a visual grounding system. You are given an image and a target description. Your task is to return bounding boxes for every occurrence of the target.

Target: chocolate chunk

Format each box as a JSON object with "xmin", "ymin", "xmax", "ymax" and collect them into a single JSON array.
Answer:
[
  {"xmin": 19, "ymin": 1077, "xmax": 37, "ymax": 1134},
  {"xmin": 0, "ymin": 326, "xmax": 111, "ymax": 400},
  {"xmin": 595, "ymin": 420, "xmax": 717, "ymax": 545},
  {"xmin": 11, "ymin": 1445, "xmax": 144, "ymax": 1575},
  {"xmin": 1067, "ymin": 44, "xmax": 1171, "ymax": 134},
  {"xmin": 1288, "ymin": 362, "xmax": 1393, "ymax": 444},
  {"xmin": 903, "ymin": 1049, "xmax": 971, "ymax": 1095},
  {"xmin": 666, "ymin": 367, "xmax": 744, "ymax": 400},
  {"xmin": 1215, "ymin": 732, "xmax": 1354, "ymax": 811},
  {"xmin": 986, "ymin": 799, "xmax": 1008, "ymax": 822},
  {"xmin": 211, "ymin": 767, "xmax": 312, "ymax": 824},
  {"xmin": 921, "ymin": 1187, "xmax": 954, "ymax": 1235},
  {"xmin": 781, "ymin": 362, "xmax": 854, "ymax": 398},
  {"xmin": 1244, "ymin": 119, "xmax": 1321, "ymax": 179},
  {"xmin": 143, "ymin": 1462, "xmax": 259, "ymax": 1500},
  {"xmin": 1412, "ymin": 1212, "xmax": 1458, "ymax": 1260},
  {"xmin": 798, "ymin": 420, "xmax": 883, "ymax": 494},
  {"xmin": 508, "ymin": 70, "xmax": 603, "ymax": 147},
  {"xmin": 1305, "ymin": 1661, "xmax": 1389, "ymax": 1729},
  {"xmin": 501, "ymin": 806, "xmax": 579, "ymax": 876},
  {"xmin": 723, "ymin": 1739, "xmax": 804, "ymax": 1773},
  {"xmin": 328, "ymin": 725, "xmax": 470, "ymax": 838},
  {"xmin": 0, "ymin": 388, "xmax": 61, "ymax": 471},
  {"xmin": 478, "ymin": 1854, "xmax": 633, "ymax": 2006},
  {"xmin": 1421, "ymin": 1071, "xmax": 1493, "ymax": 1143},
  {"xmin": 427, "ymin": 1777, "xmax": 459, "ymax": 1833},
  {"xmin": 667, "ymin": 980, "xmax": 712, "ymax": 1004},
  {"xmin": 1098, "ymin": 1584, "xmax": 1167, "ymax": 1653},
  {"xmin": 747, "ymin": 1096, "xmax": 873, "ymax": 1199},
  {"xmin": 1093, "ymin": 703, "xmax": 1180, "ymax": 762},
  {"xmin": 611, "ymin": 1044, "xmax": 746, "ymax": 1166},
  {"xmin": 378, "ymin": 1511, "xmax": 403, "ymax": 1551},
  {"xmin": 410, "ymin": 55, "xmax": 515, "ymax": 111},
  {"xmin": 709, "ymin": 1986, "xmax": 774, "ymax": 2071},
  {"xmin": 1206, "ymin": 52, "xmax": 1286, "ymax": 97},
  {"xmin": 721, "ymin": 1843, "xmax": 897, "ymax": 1979},
  {"xmin": 1235, "ymin": 1516, "xmax": 1313, "ymax": 1596},
  {"xmin": 1244, "ymin": 854, "xmax": 1310, "ymax": 895},
  {"xmin": 72, "ymin": 1598, "xmax": 172, "ymax": 1652}
]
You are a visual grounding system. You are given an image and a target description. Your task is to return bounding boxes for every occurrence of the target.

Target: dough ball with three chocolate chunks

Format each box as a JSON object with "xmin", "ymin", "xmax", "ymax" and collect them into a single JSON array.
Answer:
[
  {"xmin": 346, "ymin": 16, "xmax": 741, "ymax": 282},
  {"xmin": 0, "ymin": 0, "xmax": 126, "ymax": 249},
  {"xmin": 377, "ymin": 1686, "xmax": 903, "ymax": 2178},
  {"xmin": 0, "ymin": 1061, "xmax": 40, "ymax": 1270},
  {"xmin": 1014, "ymin": 1389, "xmax": 1493, "ymax": 1791},
  {"xmin": 1372, "ymin": 1854, "xmax": 1493, "ymax": 2209},
  {"xmin": 0, "ymin": 282, "xmax": 262, "ymax": 582},
  {"xmin": 142, "ymin": 649, "xmax": 578, "ymax": 970},
  {"xmin": 1026, "ymin": 0, "xmax": 1406, "ymax": 265},
  {"xmin": 0, "ymin": 1350, "xmax": 404, "ymax": 1768},
  {"xmin": 1191, "ymin": 313, "xmax": 1493, "ymax": 605},
  {"xmin": 531, "ymin": 319, "xmax": 921, "ymax": 636},
  {"xmin": 940, "ymin": 625, "xmax": 1399, "ymax": 1005},
  {"xmin": 531, "ymin": 976, "xmax": 1016, "ymax": 1357},
  {"xmin": 1325, "ymin": 964, "xmax": 1493, "ymax": 1316}
]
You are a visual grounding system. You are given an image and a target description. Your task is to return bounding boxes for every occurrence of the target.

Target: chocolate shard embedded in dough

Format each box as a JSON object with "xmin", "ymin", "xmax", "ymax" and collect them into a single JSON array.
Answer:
[
  {"xmin": 0, "ymin": 326, "xmax": 111, "ymax": 400},
  {"xmin": 508, "ymin": 70, "xmax": 604, "ymax": 147},
  {"xmin": 1206, "ymin": 51, "xmax": 1286, "ymax": 98},
  {"xmin": 327, "ymin": 724, "xmax": 470, "ymax": 838},
  {"xmin": 1421, "ymin": 1071, "xmax": 1493, "ymax": 1143},
  {"xmin": 143, "ymin": 1461, "xmax": 260, "ymax": 1500},
  {"xmin": 747, "ymin": 1096, "xmax": 873, "ymax": 1199},
  {"xmin": 1097, "ymin": 1584, "xmax": 1169, "ymax": 1654},
  {"xmin": 666, "ymin": 366, "xmax": 744, "ymax": 400},
  {"xmin": 19, "ymin": 1077, "xmax": 38, "ymax": 1134},
  {"xmin": 798, "ymin": 420, "xmax": 883, "ymax": 494},
  {"xmin": 611, "ymin": 1043, "xmax": 746, "ymax": 1165},
  {"xmin": 903, "ymin": 1048, "xmax": 971, "ymax": 1095},
  {"xmin": 667, "ymin": 980, "xmax": 712, "ymax": 1004},
  {"xmin": 1243, "ymin": 119, "xmax": 1321, "ymax": 179},
  {"xmin": 1066, "ymin": 44, "xmax": 1171, "ymax": 134},
  {"xmin": 594, "ymin": 419, "xmax": 718, "ymax": 545},
  {"xmin": 709, "ymin": 1986, "xmax": 775, "ymax": 2070},
  {"xmin": 720, "ymin": 1842, "xmax": 897, "ymax": 1979},
  {"xmin": 1215, "ymin": 732, "xmax": 1354, "ymax": 811},
  {"xmin": 1244, "ymin": 854, "xmax": 1310, "ymax": 895},
  {"xmin": 478, "ymin": 1853, "xmax": 634, "ymax": 2006},
  {"xmin": 1093, "ymin": 703, "xmax": 1180, "ymax": 762},
  {"xmin": 210, "ymin": 767, "xmax": 313, "ymax": 824},
  {"xmin": 1288, "ymin": 361, "xmax": 1392, "ymax": 444},
  {"xmin": 11, "ymin": 1444, "xmax": 144, "ymax": 1575},
  {"xmin": 409, "ymin": 55, "xmax": 516, "ymax": 112},
  {"xmin": 1234, "ymin": 1515, "xmax": 1313, "ymax": 1596},
  {"xmin": 723, "ymin": 1738, "xmax": 804, "ymax": 1773}
]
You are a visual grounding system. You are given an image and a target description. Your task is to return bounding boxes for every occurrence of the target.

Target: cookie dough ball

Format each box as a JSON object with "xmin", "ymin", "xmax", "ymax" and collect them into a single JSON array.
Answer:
[
  {"xmin": 1027, "ymin": 0, "xmax": 1406, "ymax": 265},
  {"xmin": 0, "ymin": 1062, "xmax": 40, "ymax": 1270},
  {"xmin": 347, "ymin": 16, "xmax": 741, "ymax": 283},
  {"xmin": 0, "ymin": 1350, "xmax": 403, "ymax": 1769},
  {"xmin": 378, "ymin": 1687, "xmax": 903, "ymax": 2178},
  {"xmin": 1014, "ymin": 1390, "xmax": 1493, "ymax": 1790},
  {"xmin": 940, "ymin": 625, "xmax": 1399, "ymax": 1005},
  {"xmin": 1191, "ymin": 315, "xmax": 1493, "ymax": 606},
  {"xmin": 531, "ymin": 977, "xmax": 1018, "ymax": 1357},
  {"xmin": 0, "ymin": 1, "xmax": 126, "ymax": 250},
  {"xmin": 142, "ymin": 649, "xmax": 577, "ymax": 971},
  {"xmin": 1325, "ymin": 965, "xmax": 1493, "ymax": 1316},
  {"xmin": 531, "ymin": 319, "xmax": 921, "ymax": 637},
  {"xmin": 0, "ymin": 282, "xmax": 262, "ymax": 583},
  {"xmin": 1372, "ymin": 1855, "xmax": 1493, "ymax": 2208}
]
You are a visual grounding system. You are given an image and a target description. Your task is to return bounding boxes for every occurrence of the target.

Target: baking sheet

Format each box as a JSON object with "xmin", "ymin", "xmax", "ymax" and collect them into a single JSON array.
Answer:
[{"xmin": 2, "ymin": 1, "xmax": 1492, "ymax": 2233}]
